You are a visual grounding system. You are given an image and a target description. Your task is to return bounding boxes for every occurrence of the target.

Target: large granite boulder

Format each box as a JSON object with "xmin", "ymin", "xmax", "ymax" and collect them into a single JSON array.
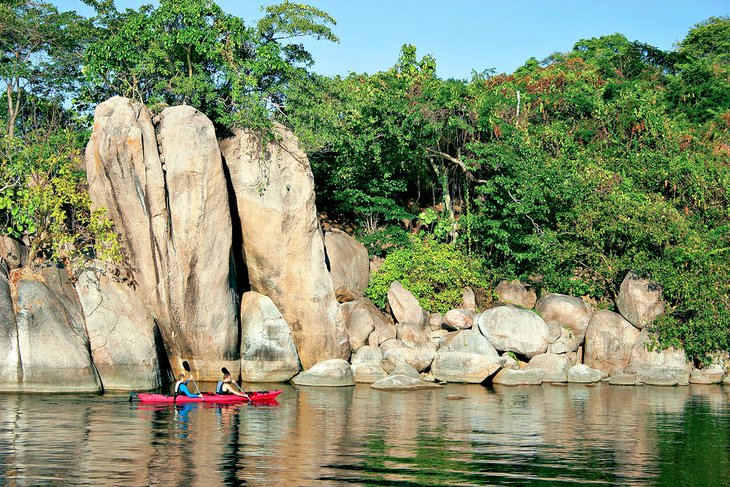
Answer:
[
  {"xmin": 439, "ymin": 329, "xmax": 500, "ymax": 357},
  {"xmin": 494, "ymin": 280, "xmax": 537, "ymax": 308},
  {"xmin": 396, "ymin": 322, "xmax": 436, "ymax": 350},
  {"xmin": 526, "ymin": 353, "xmax": 571, "ymax": 382},
  {"xmin": 220, "ymin": 125, "xmax": 350, "ymax": 369},
  {"xmin": 387, "ymin": 281, "xmax": 428, "ymax": 329},
  {"xmin": 14, "ymin": 275, "xmax": 101, "ymax": 392},
  {"xmin": 381, "ymin": 347, "xmax": 436, "ymax": 373},
  {"xmin": 628, "ymin": 329, "xmax": 691, "ymax": 385},
  {"xmin": 0, "ymin": 269, "xmax": 19, "ymax": 391},
  {"xmin": 584, "ymin": 310, "xmax": 640, "ymax": 374},
  {"xmin": 492, "ymin": 368, "xmax": 544, "ymax": 385},
  {"xmin": 76, "ymin": 269, "xmax": 162, "ymax": 391},
  {"xmin": 443, "ymin": 309, "xmax": 474, "ymax": 331},
  {"xmin": 85, "ymin": 97, "xmax": 171, "ymax": 330},
  {"xmin": 476, "ymin": 305, "xmax": 548, "ymax": 358},
  {"xmin": 567, "ymin": 364, "xmax": 606, "ymax": 383},
  {"xmin": 616, "ymin": 271, "xmax": 665, "ymax": 329},
  {"xmin": 240, "ymin": 291, "xmax": 301, "ymax": 382},
  {"xmin": 341, "ymin": 297, "xmax": 384, "ymax": 352},
  {"xmin": 0, "ymin": 236, "xmax": 22, "ymax": 270},
  {"xmin": 324, "ymin": 229, "xmax": 369, "ymax": 303},
  {"xmin": 350, "ymin": 346, "xmax": 387, "ymax": 383},
  {"xmin": 535, "ymin": 294, "xmax": 594, "ymax": 349},
  {"xmin": 291, "ymin": 359, "xmax": 354, "ymax": 387},
  {"xmin": 431, "ymin": 352, "xmax": 502, "ymax": 383},
  {"xmin": 156, "ymin": 106, "xmax": 239, "ymax": 378}
]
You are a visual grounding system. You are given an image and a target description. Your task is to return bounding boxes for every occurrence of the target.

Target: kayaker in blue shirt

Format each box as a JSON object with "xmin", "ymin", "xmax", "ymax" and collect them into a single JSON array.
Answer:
[{"xmin": 175, "ymin": 373, "xmax": 201, "ymax": 398}]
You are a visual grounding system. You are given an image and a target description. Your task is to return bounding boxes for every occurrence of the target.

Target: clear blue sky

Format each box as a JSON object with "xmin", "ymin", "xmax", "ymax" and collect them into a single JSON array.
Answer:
[{"xmin": 62, "ymin": 0, "xmax": 728, "ymax": 79}]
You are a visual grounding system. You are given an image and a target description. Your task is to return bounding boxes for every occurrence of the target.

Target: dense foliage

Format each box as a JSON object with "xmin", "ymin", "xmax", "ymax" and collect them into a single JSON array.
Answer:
[{"xmin": 0, "ymin": 1, "xmax": 727, "ymax": 363}]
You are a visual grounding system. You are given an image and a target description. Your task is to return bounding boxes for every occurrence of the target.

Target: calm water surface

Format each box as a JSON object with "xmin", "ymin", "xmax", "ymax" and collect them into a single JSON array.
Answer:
[{"xmin": 0, "ymin": 383, "xmax": 728, "ymax": 486}]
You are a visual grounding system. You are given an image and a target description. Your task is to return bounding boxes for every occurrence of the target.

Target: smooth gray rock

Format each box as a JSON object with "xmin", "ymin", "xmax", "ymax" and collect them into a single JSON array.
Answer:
[
  {"xmin": 429, "ymin": 312, "xmax": 444, "ymax": 331},
  {"xmin": 535, "ymin": 293, "xmax": 594, "ymax": 349},
  {"xmin": 584, "ymin": 310, "xmax": 640, "ymax": 374},
  {"xmin": 567, "ymin": 364, "xmax": 606, "ymax": 383},
  {"xmin": 0, "ymin": 271, "xmax": 19, "ymax": 391},
  {"xmin": 15, "ymin": 277, "xmax": 101, "ymax": 393},
  {"xmin": 439, "ymin": 329, "xmax": 500, "ymax": 358},
  {"xmin": 476, "ymin": 305, "xmax": 548, "ymax": 358},
  {"xmin": 370, "ymin": 374, "xmax": 444, "ymax": 390},
  {"xmin": 629, "ymin": 329, "xmax": 690, "ymax": 386},
  {"xmin": 341, "ymin": 297, "xmax": 383, "ymax": 352},
  {"xmin": 387, "ymin": 281, "xmax": 428, "ymax": 329},
  {"xmin": 443, "ymin": 309, "xmax": 474, "ymax": 331},
  {"xmin": 431, "ymin": 352, "xmax": 502, "ymax": 383},
  {"xmin": 616, "ymin": 271, "xmax": 665, "ymax": 329},
  {"xmin": 462, "ymin": 287, "xmax": 477, "ymax": 311},
  {"xmin": 76, "ymin": 269, "xmax": 162, "ymax": 391},
  {"xmin": 325, "ymin": 229, "xmax": 370, "ymax": 303},
  {"xmin": 351, "ymin": 345, "xmax": 382, "ymax": 365},
  {"xmin": 609, "ymin": 373, "xmax": 641, "ymax": 386},
  {"xmin": 396, "ymin": 322, "xmax": 436, "ymax": 350},
  {"xmin": 391, "ymin": 362, "xmax": 421, "ymax": 379},
  {"xmin": 240, "ymin": 291, "xmax": 301, "ymax": 382},
  {"xmin": 351, "ymin": 363, "xmax": 388, "ymax": 383},
  {"xmin": 689, "ymin": 366, "xmax": 725, "ymax": 384},
  {"xmin": 492, "ymin": 368, "xmax": 544, "ymax": 385},
  {"xmin": 381, "ymin": 347, "xmax": 436, "ymax": 373},
  {"xmin": 494, "ymin": 280, "xmax": 537, "ymax": 308},
  {"xmin": 526, "ymin": 353, "xmax": 571, "ymax": 382},
  {"xmin": 220, "ymin": 124, "xmax": 350, "ymax": 370},
  {"xmin": 291, "ymin": 359, "xmax": 354, "ymax": 387}
]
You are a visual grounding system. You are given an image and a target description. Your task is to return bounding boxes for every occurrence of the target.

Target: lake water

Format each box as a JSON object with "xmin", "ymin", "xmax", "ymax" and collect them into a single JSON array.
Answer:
[{"xmin": 0, "ymin": 383, "xmax": 728, "ymax": 486}]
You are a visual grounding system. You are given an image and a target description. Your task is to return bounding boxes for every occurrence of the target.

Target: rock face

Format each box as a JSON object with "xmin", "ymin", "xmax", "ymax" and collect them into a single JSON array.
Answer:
[
  {"xmin": 584, "ymin": 310, "xmax": 640, "ymax": 374},
  {"xmin": 291, "ymin": 359, "xmax": 354, "ymax": 387},
  {"xmin": 629, "ymin": 329, "xmax": 690, "ymax": 385},
  {"xmin": 387, "ymin": 281, "xmax": 428, "ymax": 329},
  {"xmin": 341, "ymin": 297, "xmax": 383, "ymax": 352},
  {"xmin": 156, "ymin": 106, "xmax": 239, "ymax": 377},
  {"xmin": 526, "ymin": 353, "xmax": 571, "ymax": 382},
  {"xmin": 76, "ymin": 269, "xmax": 162, "ymax": 391},
  {"xmin": 324, "ymin": 229, "xmax": 369, "ymax": 303},
  {"xmin": 14, "ymin": 276, "xmax": 101, "ymax": 393},
  {"xmin": 535, "ymin": 294, "xmax": 594, "ymax": 349},
  {"xmin": 86, "ymin": 97, "xmax": 171, "ymax": 332},
  {"xmin": 220, "ymin": 125, "xmax": 349, "ymax": 369},
  {"xmin": 616, "ymin": 271, "xmax": 664, "ymax": 329},
  {"xmin": 86, "ymin": 98, "xmax": 239, "ymax": 379},
  {"xmin": 494, "ymin": 280, "xmax": 537, "ymax": 308},
  {"xmin": 476, "ymin": 305, "xmax": 548, "ymax": 358},
  {"xmin": 0, "ymin": 270, "xmax": 19, "ymax": 391},
  {"xmin": 239, "ymin": 292, "xmax": 301, "ymax": 382}
]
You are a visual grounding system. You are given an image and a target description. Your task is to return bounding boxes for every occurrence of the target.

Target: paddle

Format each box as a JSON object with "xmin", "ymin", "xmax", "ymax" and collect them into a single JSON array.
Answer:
[
  {"xmin": 221, "ymin": 367, "xmax": 251, "ymax": 402},
  {"xmin": 182, "ymin": 360, "xmax": 202, "ymax": 397}
]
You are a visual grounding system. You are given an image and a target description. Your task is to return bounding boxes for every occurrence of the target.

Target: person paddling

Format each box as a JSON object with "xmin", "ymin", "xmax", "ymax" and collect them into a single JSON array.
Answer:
[
  {"xmin": 175, "ymin": 373, "xmax": 202, "ymax": 398},
  {"xmin": 216, "ymin": 370, "xmax": 250, "ymax": 399}
]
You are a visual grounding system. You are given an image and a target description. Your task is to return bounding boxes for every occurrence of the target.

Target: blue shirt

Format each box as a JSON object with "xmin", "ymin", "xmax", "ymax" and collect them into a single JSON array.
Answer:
[{"xmin": 176, "ymin": 382, "xmax": 198, "ymax": 397}]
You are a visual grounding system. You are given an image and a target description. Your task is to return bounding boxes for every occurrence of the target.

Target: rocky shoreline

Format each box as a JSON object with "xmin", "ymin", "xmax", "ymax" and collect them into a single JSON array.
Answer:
[{"xmin": 1, "ymin": 97, "xmax": 727, "ymax": 393}]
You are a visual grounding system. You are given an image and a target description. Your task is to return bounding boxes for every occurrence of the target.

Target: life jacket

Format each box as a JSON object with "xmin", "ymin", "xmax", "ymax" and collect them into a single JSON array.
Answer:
[
  {"xmin": 216, "ymin": 381, "xmax": 232, "ymax": 395},
  {"xmin": 175, "ymin": 380, "xmax": 183, "ymax": 394}
]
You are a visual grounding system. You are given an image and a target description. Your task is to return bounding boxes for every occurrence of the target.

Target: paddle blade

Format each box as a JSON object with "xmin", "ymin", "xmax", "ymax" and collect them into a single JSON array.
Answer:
[
  {"xmin": 221, "ymin": 367, "xmax": 230, "ymax": 376},
  {"xmin": 182, "ymin": 360, "xmax": 191, "ymax": 372}
]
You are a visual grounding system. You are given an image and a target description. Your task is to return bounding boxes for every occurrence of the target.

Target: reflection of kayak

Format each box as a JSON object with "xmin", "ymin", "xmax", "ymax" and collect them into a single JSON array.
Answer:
[{"xmin": 133, "ymin": 390, "xmax": 282, "ymax": 404}]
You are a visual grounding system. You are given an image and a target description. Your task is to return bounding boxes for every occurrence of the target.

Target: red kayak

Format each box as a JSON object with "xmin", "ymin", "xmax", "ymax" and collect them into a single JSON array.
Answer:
[{"xmin": 134, "ymin": 390, "xmax": 282, "ymax": 404}]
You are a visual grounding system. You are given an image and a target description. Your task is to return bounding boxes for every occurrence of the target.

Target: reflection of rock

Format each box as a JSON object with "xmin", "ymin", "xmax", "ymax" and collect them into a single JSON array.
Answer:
[
  {"xmin": 291, "ymin": 359, "xmax": 355, "ymax": 386},
  {"xmin": 15, "ymin": 275, "xmax": 101, "ymax": 392},
  {"xmin": 240, "ymin": 291, "xmax": 300, "ymax": 382},
  {"xmin": 76, "ymin": 268, "xmax": 162, "ymax": 391},
  {"xmin": 476, "ymin": 305, "xmax": 548, "ymax": 358},
  {"xmin": 616, "ymin": 271, "xmax": 664, "ymax": 329},
  {"xmin": 324, "ymin": 229, "xmax": 369, "ymax": 303},
  {"xmin": 220, "ymin": 125, "xmax": 350, "ymax": 369},
  {"xmin": 371, "ymin": 374, "xmax": 443, "ymax": 390}
]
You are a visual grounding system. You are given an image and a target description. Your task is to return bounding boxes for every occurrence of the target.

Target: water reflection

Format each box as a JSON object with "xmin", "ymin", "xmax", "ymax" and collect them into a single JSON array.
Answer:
[{"xmin": 0, "ymin": 384, "xmax": 728, "ymax": 485}]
